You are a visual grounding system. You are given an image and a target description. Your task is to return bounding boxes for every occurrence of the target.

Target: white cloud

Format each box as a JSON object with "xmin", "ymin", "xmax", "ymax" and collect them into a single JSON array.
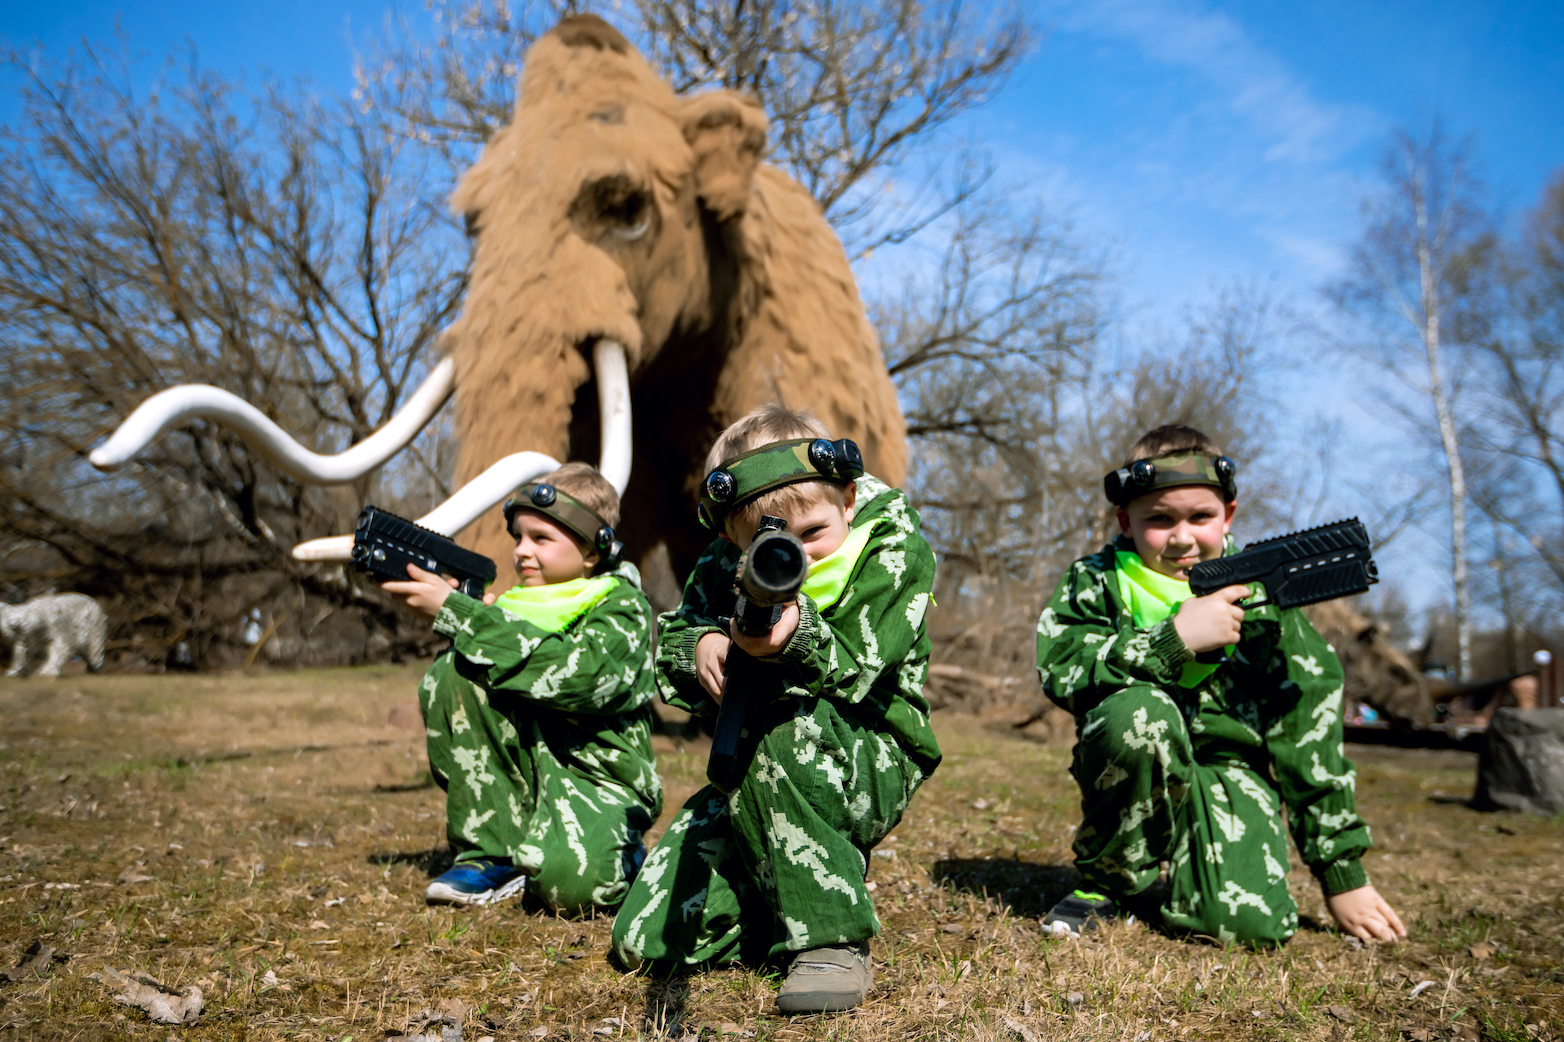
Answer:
[
  {"xmin": 1042, "ymin": 0, "xmax": 1379, "ymax": 164},
  {"xmin": 1260, "ymin": 229, "xmax": 1345, "ymax": 280}
]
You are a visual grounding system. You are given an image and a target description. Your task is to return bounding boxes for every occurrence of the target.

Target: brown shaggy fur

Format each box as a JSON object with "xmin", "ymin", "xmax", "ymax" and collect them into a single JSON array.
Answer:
[
  {"xmin": 443, "ymin": 15, "xmax": 906, "ymax": 588},
  {"xmin": 1304, "ymin": 598, "xmax": 1434, "ymax": 727}
]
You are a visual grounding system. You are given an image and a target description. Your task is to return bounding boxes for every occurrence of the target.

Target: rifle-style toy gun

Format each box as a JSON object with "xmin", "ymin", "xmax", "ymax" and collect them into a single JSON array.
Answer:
[
  {"xmin": 708, "ymin": 515, "xmax": 809, "ymax": 788},
  {"xmin": 350, "ymin": 505, "xmax": 496, "ymax": 599},
  {"xmin": 1188, "ymin": 517, "xmax": 1378, "ymax": 609}
]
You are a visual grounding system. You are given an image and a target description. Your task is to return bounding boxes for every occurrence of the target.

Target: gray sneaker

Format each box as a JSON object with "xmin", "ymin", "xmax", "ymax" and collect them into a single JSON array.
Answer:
[{"xmin": 776, "ymin": 942, "xmax": 873, "ymax": 1014}]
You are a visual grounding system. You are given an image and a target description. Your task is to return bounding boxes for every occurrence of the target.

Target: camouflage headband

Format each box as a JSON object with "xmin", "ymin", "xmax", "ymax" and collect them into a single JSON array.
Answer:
[
  {"xmin": 699, "ymin": 437, "xmax": 865, "ymax": 529},
  {"xmin": 1103, "ymin": 452, "xmax": 1237, "ymax": 507},
  {"xmin": 503, "ymin": 483, "xmax": 616, "ymax": 555}
]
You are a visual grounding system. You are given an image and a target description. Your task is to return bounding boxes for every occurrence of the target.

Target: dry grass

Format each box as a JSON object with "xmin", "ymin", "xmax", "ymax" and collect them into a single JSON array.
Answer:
[{"xmin": 0, "ymin": 666, "xmax": 1561, "ymax": 1041}]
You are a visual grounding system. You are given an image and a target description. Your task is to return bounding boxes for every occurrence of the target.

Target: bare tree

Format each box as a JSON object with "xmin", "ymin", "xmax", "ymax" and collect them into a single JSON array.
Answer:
[
  {"xmin": 1, "ymin": 1, "xmax": 1038, "ymax": 668},
  {"xmin": 1463, "ymin": 170, "xmax": 1564, "ymax": 596},
  {"xmin": 359, "ymin": 0, "xmax": 1030, "ymax": 256},
  {"xmin": 897, "ymin": 244, "xmax": 1293, "ymax": 679},
  {"xmin": 1329, "ymin": 125, "xmax": 1490, "ymax": 680},
  {"xmin": 0, "ymin": 45, "xmax": 467, "ymax": 667}
]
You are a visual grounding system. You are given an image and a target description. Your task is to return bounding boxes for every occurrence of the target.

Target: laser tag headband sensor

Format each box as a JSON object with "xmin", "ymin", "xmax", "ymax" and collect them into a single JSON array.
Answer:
[
  {"xmin": 503, "ymin": 483, "xmax": 618, "ymax": 560},
  {"xmin": 1103, "ymin": 452, "xmax": 1237, "ymax": 508},
  {"xmin": 699, "ymin": 437, "xmax": 865, "ymax": 530}
]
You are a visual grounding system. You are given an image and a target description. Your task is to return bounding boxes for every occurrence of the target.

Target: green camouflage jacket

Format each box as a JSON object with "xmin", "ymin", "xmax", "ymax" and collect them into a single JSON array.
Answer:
[
  {"xmin": 432, "ymin": 561, "xmax": 662, "ymax": 813},
  {"xmin": 1036, "ymin": 535, "xmax": 1371, "ymax": 887},
  {"xmin": 658, "ymin": 476, "xmax": 942, "ymax": 775}
]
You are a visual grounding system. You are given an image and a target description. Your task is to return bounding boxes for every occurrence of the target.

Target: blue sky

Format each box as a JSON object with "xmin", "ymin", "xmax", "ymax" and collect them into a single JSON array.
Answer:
[
  {"xmin": 5, "ymin": 0, "xmax": 1558, "ymax": 337},
  {"xmin": 4, "ymin": 0, "xmax": 1562, "ymax": 612},
  {"xmin": 975, "ymin": 0, "xmax": 1564, "ymax": 321}
]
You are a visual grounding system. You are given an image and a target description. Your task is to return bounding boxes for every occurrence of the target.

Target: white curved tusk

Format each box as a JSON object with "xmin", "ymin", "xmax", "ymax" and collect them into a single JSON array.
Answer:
[
  {"xmin": 291, "ymin": 450, "xmax": 563, "ymax": 561},
  {"xmin": 90, "ymin": 357, "xmax": 457, "ymax": 484},
  {"xmin": 594, "ymin": 338, "xmax": 632, "ymax": 494},
  {"xmin": 291, "ymin": 339, "xmax": 633, "ymax": 564}
]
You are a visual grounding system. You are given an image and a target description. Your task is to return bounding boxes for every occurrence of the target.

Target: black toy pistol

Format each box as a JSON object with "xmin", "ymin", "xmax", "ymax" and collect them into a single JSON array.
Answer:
[
  {"xmin": 1188, "ymin": 517, "xmax": 1378, "ymax": 609},
  {"xmin": 350, "ymin": 505, "xmax": 496, "ymax": 599}
]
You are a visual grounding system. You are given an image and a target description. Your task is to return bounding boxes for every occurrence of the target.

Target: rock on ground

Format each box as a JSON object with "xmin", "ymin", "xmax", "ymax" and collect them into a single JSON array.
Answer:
[{"xmin": 1474, "ymin": 707, "xmax": 1564, "ymax": 815}]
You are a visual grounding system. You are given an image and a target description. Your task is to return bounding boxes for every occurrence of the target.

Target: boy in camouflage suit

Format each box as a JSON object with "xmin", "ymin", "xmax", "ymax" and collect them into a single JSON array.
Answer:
[
  {"xmin": 1035, "ymin": 425, "xmax": 1406, "ymax": 947},
  {"xmin": 383, "ymin": 463, "xmax": 661, "ymax": 914},
  {"xmin": 611, "ymin": 406, "xmax": 940, "ymax": 1013}
]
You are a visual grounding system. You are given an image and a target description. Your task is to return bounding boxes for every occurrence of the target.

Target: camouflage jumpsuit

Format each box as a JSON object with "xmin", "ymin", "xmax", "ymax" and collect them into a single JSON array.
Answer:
[
  {"xmin": 421, "ymin": 562, "xmax": 663, "ymax": 915},
  {"xmin": 1036, "ymin": 536, "xmax": 1373, "ymax": 946},
  {"xmin": 611, "ymin": 477, "xmax": 942, "ymax": 970}
]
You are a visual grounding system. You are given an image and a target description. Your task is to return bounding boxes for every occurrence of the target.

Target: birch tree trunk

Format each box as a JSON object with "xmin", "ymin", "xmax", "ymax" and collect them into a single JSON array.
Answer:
[
  {"xmin": 1332, "ymin": 126, "xmax": 1485, "ymax": 681},
  {"xmin": 1420, "ymin": 272, "xmax": 1472, "ymax": 680}
]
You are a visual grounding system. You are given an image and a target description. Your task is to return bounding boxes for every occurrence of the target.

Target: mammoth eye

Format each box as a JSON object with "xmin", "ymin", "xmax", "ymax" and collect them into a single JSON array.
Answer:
[{"xmin": 572, "ymin": 174, "xmax": 653, "ymax": 243}]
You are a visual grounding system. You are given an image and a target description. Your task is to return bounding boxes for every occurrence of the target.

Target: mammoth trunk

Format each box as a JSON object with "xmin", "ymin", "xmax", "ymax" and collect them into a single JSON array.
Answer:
[{"xmin": 451, "ymin": 337, "xmax": 590, "ymax": 581}]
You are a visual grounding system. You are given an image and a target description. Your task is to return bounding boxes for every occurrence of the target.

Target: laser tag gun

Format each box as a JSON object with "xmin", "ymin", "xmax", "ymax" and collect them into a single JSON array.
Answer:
[
  {"xmin": 1189, "ymin": 517, "xmax": 1378, "ymax": 609},
  {"xmin": 708, "ymin": 515, "xmax": 809, "ymax": 788},
  {"xmin": 349, "ymin": 505, "xmax": 496, "ymax": 599}
]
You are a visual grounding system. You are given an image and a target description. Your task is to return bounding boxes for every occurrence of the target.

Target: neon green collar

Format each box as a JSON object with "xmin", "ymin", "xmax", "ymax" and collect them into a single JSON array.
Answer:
[
  {"xmin": 1115, "ymin": 551, "xmax": 1193, "ymax": 629},
  {"xmin": 800, "ymin": 520, "xmax": 878, "ymax": 609},
  {"xmin": 1114, "ymin": 551, "xmax": 1224, "ymax": 687},
  {"xmin": 494, "ymin": 575, "xmax": 616, "ymax": 633}
]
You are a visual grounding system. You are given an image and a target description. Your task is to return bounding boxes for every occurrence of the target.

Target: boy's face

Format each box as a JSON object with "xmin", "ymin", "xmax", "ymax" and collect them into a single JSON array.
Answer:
[
  {"xmin": 727, "ymin": 482, "xmax": 857, "ymax": 563},
  {"xmin": 1118, "ymin": 485, "xmax": 1235, "ymax": 580},
  {"xmin": 510, "ymin": 510, "xmax": 598, "ymax": 586}
]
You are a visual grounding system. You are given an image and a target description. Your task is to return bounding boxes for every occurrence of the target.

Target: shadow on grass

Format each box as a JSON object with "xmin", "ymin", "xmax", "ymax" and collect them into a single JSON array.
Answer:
[
  {"xmin": 1296, "ymin": 914, "xmax": 1338, "ymax": 935},
  {"xmin": 642, "ymin": 977, "xmax": 689, "ymax": 1037},
  {"xmin": 366, "ymin": 847, "xmax": 455, "ymax": 878},
  {"xmin": 930, "ymin": 858, "xmax": 1080, "ymax": 919}
]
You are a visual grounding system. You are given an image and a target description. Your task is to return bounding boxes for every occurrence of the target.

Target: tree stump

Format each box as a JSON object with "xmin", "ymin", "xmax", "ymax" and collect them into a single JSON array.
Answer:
[{"xmin": 1473, "ymin": 707, "xmax": 1564, "ymax": 815}]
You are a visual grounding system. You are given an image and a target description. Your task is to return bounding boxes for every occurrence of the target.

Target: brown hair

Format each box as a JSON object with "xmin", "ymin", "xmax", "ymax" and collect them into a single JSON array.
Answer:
[
  {"xmin": 1123, "ymin": 424, "xmax": 1221, "ymax": 467},
  {"xmin": 705, "ymin": 404, "xmax": 846, "ymax": 534},
  {"xmin": 520, "ymin": 461, "xmax": 621, "ymax": 532}
]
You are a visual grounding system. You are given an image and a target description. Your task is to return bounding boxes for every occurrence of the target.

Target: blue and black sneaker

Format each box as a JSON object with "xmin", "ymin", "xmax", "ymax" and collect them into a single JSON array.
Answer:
[
  {"xmin": 1042, "ymin": 889, "xmax": 1122, "ymax": 938},
  {"xmin": 425, "ymin": 858, "xmax": 526, "ymax": 906}
]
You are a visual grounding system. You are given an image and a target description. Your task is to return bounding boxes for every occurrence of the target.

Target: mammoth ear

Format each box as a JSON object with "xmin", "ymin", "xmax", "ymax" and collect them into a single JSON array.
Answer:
[{"xmin": 681, "ymin": 91, "xmax": 767, "ymax": 221}]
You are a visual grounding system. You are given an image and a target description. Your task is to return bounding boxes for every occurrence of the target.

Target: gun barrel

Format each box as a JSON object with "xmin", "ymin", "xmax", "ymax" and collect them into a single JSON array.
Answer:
[
  {"xmin": 739, "ymin": 530, "xmax": 808, "ymax": 605},
  {"xmin": 710, "ymin": 528, "xmax": 810, "ymax": 783}
]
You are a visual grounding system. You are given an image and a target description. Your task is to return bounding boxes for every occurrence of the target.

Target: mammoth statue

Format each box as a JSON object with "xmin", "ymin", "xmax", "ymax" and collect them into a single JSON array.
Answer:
[
  {"xmin": 92, "ymin": 15, "xmax": 906, "ymax": 595},
  {"xmin": 1304, "ymin": 599, "xmax": 1434, "ymax": 728}
]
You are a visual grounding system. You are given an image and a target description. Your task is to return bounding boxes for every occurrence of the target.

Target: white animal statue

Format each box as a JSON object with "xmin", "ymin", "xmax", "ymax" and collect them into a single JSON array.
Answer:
[{"xmin": 0, "ymin": 593, "xmax": 108, "ymax": 678}]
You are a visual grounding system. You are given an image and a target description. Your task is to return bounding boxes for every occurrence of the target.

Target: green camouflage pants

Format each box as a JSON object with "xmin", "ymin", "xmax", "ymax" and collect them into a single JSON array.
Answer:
[
  {"xmin": 611, "ymin": 696, "xmax": 921, "ymax": 970},
  {"xmin": 420, "ymin": 653, "xmax": 654, "ymax": 915},
  {"xmin": 1072, "ymin": 685, "xmax": 1297, "ymax": 946}
]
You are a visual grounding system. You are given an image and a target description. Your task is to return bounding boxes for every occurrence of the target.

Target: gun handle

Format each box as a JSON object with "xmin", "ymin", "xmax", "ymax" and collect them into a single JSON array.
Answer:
[
  {"xmin": 735, "ymin": 598, "xmax": 785, "ymax": 638},
  {"xmin": 708, "ymin": 645, "xmax": 754, "ymax": 788},
  {"xmin": 1194, "ymin": 649, "xmax": 1226, "ymax": 665}
]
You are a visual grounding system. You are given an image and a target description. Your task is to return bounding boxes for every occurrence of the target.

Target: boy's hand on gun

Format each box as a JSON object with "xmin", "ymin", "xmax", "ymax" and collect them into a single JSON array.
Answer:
[
  {"xmin": 1325, "ymin": 885, "xmax": 1407, "ymax": 943},
  {"xmin": 729, "ymin": 603, "xmax": 800, "ymax": 658},
  {"xmin": 695, "ymin": 632, "xmax": 729, "ymax": 703},
  {"xmin": 1173, "ymin": 585, "xmax": 1248, "ymax": 653},
  {"xmin": 692, "ymin": 602, "xmax": 803, "ymax": 704},
  {"xmin": 383, "ymin": 563, "xmax": 499, "ymax": 619}
]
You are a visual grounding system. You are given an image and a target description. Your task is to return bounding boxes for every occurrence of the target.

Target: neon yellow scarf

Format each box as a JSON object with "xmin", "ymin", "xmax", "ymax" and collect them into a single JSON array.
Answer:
[
  {"xmin": 800, "ymin": 520, "xmax": 879, "ymax": 610},
  {"xmin": 1114, "ymin": 551, "xmax": 1225, "ymax": 688},
  {"xmin": 494, "ymin": 575, "xmax": 617, "ymax": 633}
]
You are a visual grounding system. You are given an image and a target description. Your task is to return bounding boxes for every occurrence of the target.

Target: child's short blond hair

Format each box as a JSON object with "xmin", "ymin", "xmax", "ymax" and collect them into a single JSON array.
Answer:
[
  {"xmin": 705, "ymin": 405, "xmax": 847, "ymax": 535},
  {"xmin": 1123, "ymin": 424, "xmax": 1222, "ymax": 467},
  {"xmin": 535, "ymin": 462, "xmax": 621, "ymax": 530}
]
